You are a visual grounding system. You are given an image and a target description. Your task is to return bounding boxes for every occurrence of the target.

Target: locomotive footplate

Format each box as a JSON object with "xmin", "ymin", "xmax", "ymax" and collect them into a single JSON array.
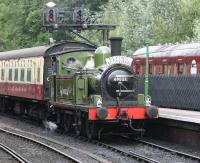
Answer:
[{"xmin": 88, "ymin": 106, "xmax": 156, "ymax": 121}]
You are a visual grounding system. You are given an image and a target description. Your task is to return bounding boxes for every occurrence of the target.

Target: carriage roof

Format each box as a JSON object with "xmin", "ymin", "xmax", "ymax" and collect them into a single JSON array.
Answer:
[
  {"xmin": 0, "ymin": 46, "xmax": 49, "ymax": 60},
  {"xmin": 0, "ymin": 41, "xmax": 96, "ymax": 60},
  {"xmin": 133, "ymin": 43, "xmax": 200, "ymax": 58}
]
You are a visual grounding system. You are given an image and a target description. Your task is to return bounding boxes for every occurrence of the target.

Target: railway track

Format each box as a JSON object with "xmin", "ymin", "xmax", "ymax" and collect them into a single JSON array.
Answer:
[
  {"xmin": 70, "ymin": 135, "xmax": 159, "ymax": 163},
  {"xmin": 1, "ymin": 113, "xmax": 199, "ymax": 163},
  {"xmin": 0, "ymin": 142, "xmax": 29, "ymax": 163},
  {"xmin": 1, "ymin": 123, "xmax": 153, "ymax": 163},
  {"xmin": 0, "ymin": 125, "xmax": 111, "ymax": 163},
  {"xmin": 134, "ymin": 138, "xmax": 200, "ymax": 162},
  {"xmin": 116, "ymin": 135, "xmax": 200, "ymax": 163},
  {"xmin": 0, "ymin": 127, "xmax": 82, "ymax": 163}
]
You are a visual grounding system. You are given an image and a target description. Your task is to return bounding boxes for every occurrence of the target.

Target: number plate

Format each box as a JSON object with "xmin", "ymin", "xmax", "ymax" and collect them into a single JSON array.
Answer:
[{"xmin": 105, "ymin": 56, "xmax": 132, "ymax": 66}]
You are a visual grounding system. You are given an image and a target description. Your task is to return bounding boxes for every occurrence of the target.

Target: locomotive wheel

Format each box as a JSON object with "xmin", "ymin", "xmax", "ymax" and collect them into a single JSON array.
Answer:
[
  {"xmin": 86, "ymin": 119, "xmax": 97, "ymax": 140},
  {"xmin": 63, "ymin": 114, "xmax": 72, "ymax": 133},
  {"xmin": 0, "ymin": 106, "xmax": 6, "ymax": 112},
  {"xmin": 74, "ymin": 112, "xmax": 84, "ymax": 136}
]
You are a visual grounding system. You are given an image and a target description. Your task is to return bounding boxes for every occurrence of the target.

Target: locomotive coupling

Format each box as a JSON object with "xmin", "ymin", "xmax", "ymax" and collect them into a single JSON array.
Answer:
[{"xmin": 146, "ymin": 105, "xmax": 158, "ymax": 118}]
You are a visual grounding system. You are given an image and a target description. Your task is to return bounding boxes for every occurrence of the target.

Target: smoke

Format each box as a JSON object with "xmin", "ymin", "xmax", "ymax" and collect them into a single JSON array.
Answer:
[{"xmin": 43, "ymin": 121, "xmax": 57, "ymax": 132}]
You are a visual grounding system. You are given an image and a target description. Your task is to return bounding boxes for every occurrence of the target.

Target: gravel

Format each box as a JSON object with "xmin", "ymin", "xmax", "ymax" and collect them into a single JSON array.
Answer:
[
  {"xmin": 0, "ymin": 131, "xmax": 74, "ymax": 163},
  {"xmin": 0, "ymin": 115, "xmax": 137, "ymax": 163},
  {"xmin": 0, "ymin": 149, "xmax": 18, "ymax": 163},
  {"xmin": 102, "ymin": 136, "xmax": 200, "ymax": 163},
  {"xmin": 0, "ymin": 114, "xmax": 199, "ymax": 163}
]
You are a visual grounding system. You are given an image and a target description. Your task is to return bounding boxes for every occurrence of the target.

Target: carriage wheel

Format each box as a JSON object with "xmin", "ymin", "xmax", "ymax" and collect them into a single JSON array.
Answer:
[
  {"xmin": 86, "ymin": 119, "xmax": 97, "ymax": 140},
  {"xmin": 13, "ymin": 102, "xmax": 25, "ymax": 115},
  {"xmin": 63, "ymin": 114, "xmax": 72, "ymax": 133},
  {"xmin": 0, "ymin": 98, "xmax": 6, "ymax": 112}
]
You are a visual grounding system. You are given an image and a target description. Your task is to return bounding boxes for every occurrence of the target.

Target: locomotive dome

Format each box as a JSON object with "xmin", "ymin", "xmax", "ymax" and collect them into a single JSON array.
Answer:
[
  {"xmin": 94, "ymin": 46, "xmax": 111, "ymax": 67},
  {"xmin": 95, "ymin": 46, "xmax": 111, "ymax": 54},
  {"xmin": 133, "ymin": 42, "xmax": 200, "ymax": 57}
]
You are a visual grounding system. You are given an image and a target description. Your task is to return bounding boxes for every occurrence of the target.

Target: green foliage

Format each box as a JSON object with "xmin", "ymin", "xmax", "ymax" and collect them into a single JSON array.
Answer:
[
  {"xmin": 1, "ymin": 0, "xmax": 200, "ymax": 52},
  {"xmin": 101, "ymin": 0, "xmax": 200, "ymax": 52},
  {"xmin": 0, "ymin": 0, "xmax": 108, "ymax": 51}
]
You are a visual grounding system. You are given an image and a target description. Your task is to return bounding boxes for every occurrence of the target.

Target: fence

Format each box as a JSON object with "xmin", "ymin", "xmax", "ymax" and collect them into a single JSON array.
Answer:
[{"xmin": 137, "ymin": 75, "xmax": 200, "ymax": 111}]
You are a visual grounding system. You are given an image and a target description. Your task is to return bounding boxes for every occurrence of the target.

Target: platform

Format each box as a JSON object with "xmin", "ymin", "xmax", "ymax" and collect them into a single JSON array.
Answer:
[{"xmin": 159, "ymin": 108, "xmax": 200, "ymax": 124}]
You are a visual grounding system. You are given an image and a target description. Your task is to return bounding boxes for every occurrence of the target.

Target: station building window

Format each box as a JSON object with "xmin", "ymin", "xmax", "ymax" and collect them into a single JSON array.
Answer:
[
  {"xmin": 27, "ymin": 68, "xmax": 31, "ymax": 82},
  {"xmin": 14, "ymin": 68, "xmax": 18, "ymax": 81},
  {"xmin": 20, "ymin": 68, "xmax": 25, "ymax": 81},
  {"xmin": 9, "ymin": 69, "xmax": 12, "ymax": 81}
]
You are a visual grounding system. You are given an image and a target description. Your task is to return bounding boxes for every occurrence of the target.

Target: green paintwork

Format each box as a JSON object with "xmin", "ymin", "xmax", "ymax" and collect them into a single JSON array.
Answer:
[
  {"xmin": 48, "ymin": 45, "xmax": 144, "ymax": 108},
  {"xmin": 144, "ymin": 45, "xmax": 149, "ymax": 105},
  {"xmin": 89, "ymin": 95, "xmax": 102, "ymax": 106},
  {"xmin": 137, "ymin": 94, "xmax": 145, "ymax": 106},
  {"xmin": 49, "ymin": 50, "xmax": 96, "ymax": 105},
  {"xmin": 56, "ymin": 75, "xmax": 74, "ymax": 103},
  {"xmin": 75, "ymin": 75, "xmax": 88, "ymax": 104},
  {"xmin": 94, "ymin": 46, "xmax": 111, "ymax": 67},
  {"xmin": 58, "ymin": 51, "xmax": 95, "ymax": 75}
]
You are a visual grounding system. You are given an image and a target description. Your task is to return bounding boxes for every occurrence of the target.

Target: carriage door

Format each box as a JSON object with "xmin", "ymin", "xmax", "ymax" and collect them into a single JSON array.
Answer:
[
  {"xmin": 32, "ymin": 59, "xmax": 36, "ymax": 99},
  {"xmin": 50, "ymin": 56, "xmax": 58, "ymax": 101}
]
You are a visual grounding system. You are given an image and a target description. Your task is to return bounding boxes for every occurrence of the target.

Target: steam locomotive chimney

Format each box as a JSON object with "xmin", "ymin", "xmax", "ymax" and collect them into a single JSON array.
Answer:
[{"xmin": 110, "ymin": 37, "xmax": 123, "ymax": 56}]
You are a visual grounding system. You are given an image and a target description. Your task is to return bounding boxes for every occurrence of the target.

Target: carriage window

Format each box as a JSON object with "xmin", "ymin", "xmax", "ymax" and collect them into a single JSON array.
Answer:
[
  {"xmin": 149, "ymin": 64, "xmax": 153, "ymax": 74},
  {"xmin": 37, "ymin": 67, "xmax": 40, "ymax": 82},
  {"xmin": 178, "ymin": 63, "xmax": 184, "ymax": 74},
  {"xmin": 139, "ymin": 65, "xmax": 143, "ymax": 75},
  {"xmin": 9, "ymin": 69, "xmax": 12, "ymax": 81},
  {"xmin": 158, "ymin": 65, "xmax": 162, "ymax": 74},
  {"xmin": 14, "ymin": 68, "xmax": 18, "ymax": 81},
  {"xmin": 135, "ymin": 64, "xmax": 140, "ymax": 74},
  {"xmin": 27, "ymin": 68, "xmax": 31, "ymax": 82},
  {"xmin": 20, "ymin": 68, "xmax": 25, "ymax": 81},
  {"xmin": 168, "ymin": 65, "xmax": 172, "ymax": 75},
  {"xmin": 174, "ymin": 64, "xmax": 177, "ymax": 75},
  {"xmin": 1, "ymin": 69, "xmax": 4, "ymax": 80},
  {"xmin": 164, "ymin": 64, "xmax": 168, "ymax": 74}
]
